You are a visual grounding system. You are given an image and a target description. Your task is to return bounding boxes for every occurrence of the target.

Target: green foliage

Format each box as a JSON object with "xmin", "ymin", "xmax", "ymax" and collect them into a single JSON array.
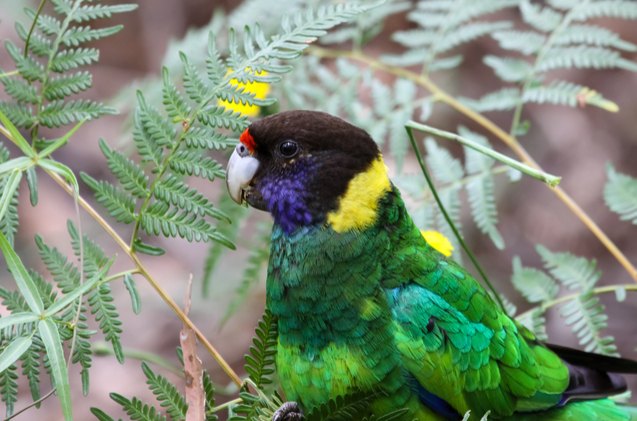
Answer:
[
  {"xmin": 0, "ymin": 0, "xmax": 134, "ymax": 140},
  {"xmin": 512, "ymin": 246, "xmax": 618, "ymax": 356},
  {"xmin": 604, "ymin": 164, "xmax": 637, "ymax": 225},
  {"xmin": 244, "ymin": 309, "xmax": 278, "ymax": 390},
  {"xmin": 383, "ymin": 0, "xmax": 516, "ymax": 72},
  {"xmin": 465, "ymin": 0, "xmax": 637, "ymax": 120}
]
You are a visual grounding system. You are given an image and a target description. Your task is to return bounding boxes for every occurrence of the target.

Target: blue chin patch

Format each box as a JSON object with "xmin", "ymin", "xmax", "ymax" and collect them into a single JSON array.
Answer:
[
  {"xmin": 407, "ymin": 373, "xmax": 462, "ymax": 420},
  {"xmin": 259, "ymin": 161, "xmax": 317, "ymax": 234}
]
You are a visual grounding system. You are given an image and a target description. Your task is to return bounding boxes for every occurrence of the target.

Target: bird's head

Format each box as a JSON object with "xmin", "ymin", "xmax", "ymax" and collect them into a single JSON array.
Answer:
[{"xmin": 226, "ymin": 110, "xmax": 392, "ymax": 234}]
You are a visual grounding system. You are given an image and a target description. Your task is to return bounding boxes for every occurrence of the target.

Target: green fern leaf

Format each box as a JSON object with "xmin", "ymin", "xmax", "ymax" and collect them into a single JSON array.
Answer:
[
  {"xmin": 20, "ymin": 343, "xmax": 43, "ymax": 402},
  {"xmin": 511, "ymin": 257, "xmax": 559, "ymax": 302},
  {"xmin": 154, "ymin": 174, "xmax": 229, "ymax": 220},
  {"xmin": 60, "ymin": 25, "xmax": 124, "ymax": 47},
  {"xmin": 5, "ymin": 41, "xmax": 45, "ymax": 82},
  {"xmin": 141, "ymin": 201, "xmax": 220, "ymax": 243},
  {"xmin": 0, "ymin": 103, "xmax": 37, "ymax": 128},
  {"xmin": 109, "ymin": 393, "xmax": 168, "ymax": 421},
  {"xmin": 183, "ymin": 126, "xmax": 235, "ymax": 150},
  {"xmin": 98, "ymin": 139, "xmax": 149, "ymax": 199},
  {"xmin": 560, "ymin": 292, "xmax": 617, "ymax": 355},
  {"xmin": 81, "ymin": 173, "xmax": 137, "ymax": 224},
  {"xmin": 67, "ymin": 4, "xmax": 138, "ymax": 22},
  {"xmin": 555, "ymin": 24, "xmax": 637, "ymax": 51},
  {"xmin": 244, "ymin": 309, "xmax": 277, "ymax": 389},
  {"xmin": 162, "ymin": 68, "xmax": 191, "ymax": 121},
  {"xmin": 197, "ymin": 106, "xmax": 247, "ymax": 132},
  {"xmin": 460, "ymin": 88, "xmax": 521, "ymax": 112},
  {"xmin": 34, "ymin": 235, "xmax": 80, "ymax": 294},
  {"xmin": 438, "ymin": 21, "xmax": 512, "ymax": 53},
  {"xmin": 39, "ymin": 99, "xmax": 116, "ymax": 127},
  {"xmin": 50, "ymin": 47, "xmax": 99, "ymax": 72},
  {"xmin": 25, "ymin": 10, "xmax": 62, "ymax": 36},
  {"xmin": 1, "ymin": 77, "xmax": 39, "ymax": 104},
  {"xmin": 571, "ymin": 1, "xmax": 637, "ymax": 21},
  {"xmin": 536, "ymin": 245, "xmax": 600, "ymax": 291},
  {"xmin": 491, "ymin": 30, "xmax": 546, "ymax": 55},
  {"xmin": 205, "ymin": 36, "xmax": 225, "ymax": 86},
  {"xmin": 168, "ymin": 150, "xmax": 225, "ymax": 181},
  {"xmin": 460, "ymin": 127, "xmax": 504, "ymax": 249},
  {"xmin": 0, "ymin": 151, "xmax": 20, "ymax": 245},
  {"xmin": 538, "ymin": 46, "xmax": 637, "ymax": 72},
  {"xmin": 0, "ymin": 363, "xmax": 18, "ymax": 417},
  {"xmin": 142, "ymin": 362, "xmax": 187, "ymax": 420},
  {"xmin": 484, "ymin": 56, "xmax": 532, "ymax": 83},
  {"xmin": 306, "ymin": 391, "xmax": 375, "ymax": 421},
  {"xmin": 136, "ymin": 92, "xmax": 176, "ymax": 148},
  {"xmin": 202, "ymin": 371, "xmax": 217, "ymax": 419},
  {"xmin": 88, "ymin": 284, "xmax": 123, "ymax": 363},
  {"xmin": 519, "ymin": 0, "xmax": 563, "ymax": 32},
  {"xmin": 44, "ymin": 71, "xmax": 93, "ymax": 100},
  {"xmin": 604, "ymin": 164, "xmax": 637, "ymax": 225},
  {"xmin": 15, "ymin": 23, "xmax": 52, "ymax": 57},
  {"xmin": 181, "ymin": 52, "xmax": 210, "ymax": 103},
  {"xmin": 524, "ymin": 80, "xmax": 618, "ymax": 111}
]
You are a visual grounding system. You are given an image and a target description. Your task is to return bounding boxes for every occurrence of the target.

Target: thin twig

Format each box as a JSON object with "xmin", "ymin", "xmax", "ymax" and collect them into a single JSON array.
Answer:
[
  {"xmin": 307, "ymin": 46, "xmax": 637, "ymax": 282},
  {"xmin": 5, "ymin": 389, "xmax": 56, "ymax": 421}
]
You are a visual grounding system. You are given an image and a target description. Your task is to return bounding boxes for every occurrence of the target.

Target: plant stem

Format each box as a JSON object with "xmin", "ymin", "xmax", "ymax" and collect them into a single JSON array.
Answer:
[
  {"xmin": 516, "ymin": 284, "xmax": 637, "ymax": 322},
  {"xmin": 46, "ymin": 170, "xmax": 244, "ymax": 387},
  {"xmin": 406, "ymin": 121, "xmax": 561, "ymax": 187},
  {"xmin": 307, "ymin": 46, "xmax": 637, "ymax": 283}
]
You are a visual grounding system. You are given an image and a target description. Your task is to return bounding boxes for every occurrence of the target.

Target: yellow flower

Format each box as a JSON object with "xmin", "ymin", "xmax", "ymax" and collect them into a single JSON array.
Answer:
[
  {"xmin": 218, "ymin": 69, "xmax": 270, "ymax": 117},
  {"xmin": 421, "ymin": 230, "xmax": 453, "ymax": 257}
]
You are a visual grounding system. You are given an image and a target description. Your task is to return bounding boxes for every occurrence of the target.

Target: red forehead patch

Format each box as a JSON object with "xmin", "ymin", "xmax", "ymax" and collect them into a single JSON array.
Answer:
[{"xmin": 239, "ymin": 129, "xmax": 256, "ymax": 153}]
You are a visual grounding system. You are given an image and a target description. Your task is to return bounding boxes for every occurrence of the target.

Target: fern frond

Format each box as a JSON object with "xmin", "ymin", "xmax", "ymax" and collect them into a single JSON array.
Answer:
[
  {"xmin": 98, "ymin": 139, "xmax": 149, "ymax": 199},
  {"xmin": 135, "ymin": 92, "xmax": 176, "ymax": 148},
  {"xmin": 306, "ymin": 391, "xmax": 375, "ymax": 421},
  {"xmin": 523, "ymin": 80, "xmax": 619, "ymax": 111},
  {"xmin": 0, "ymin": 103, "xmax": 37, "ymax": 128},
  {"xmin": 65, "ymin": 4, "xmax": 138, "ymax": 22},
  {"xmin": 43, "ymin": 71, "xmax": 92, "ymax": 100},
  {"xmin": 536, "ymin": 245, "xmax": 600, "ymax": 291},
  {"xmin": 460, "ymin": 127, "xmax": 504, "ymax": 249},
  {"xmin": 491, "ymin": 30, "xmax": 546, "ymax": 55},
  {"xmin": 162, "ymin": 68, "xmax": 192, "ymax": 121},
  {"xmin": 183, "ymin": 126, "xmax": 235, "ymax": 150},
  {"xmin": 109, "ymin": 393, "xmax": 168, "ymax": 421},
  {"xmin": 0, "ymin": 363, "xmax": 18, "ymax": 417},
  {"xmin": 60, "ymin": 25, "xmax": 124, "ymax": 47},
  {"xmin": 604, "ymin": 165, "xmax": 637, "ymax": 225},
  {"xmin": 1, "ymin": 78, "xmax": 39, "ymax": 104},
  {"xmin": 244, "ymin": 309, "xmax": 277, "ymax": 389},
  {"xmin": 560, "ymin": 292, "xmax": 617, "ymax": 355},
  {"xmin": 555, "ymin": 25, "xmax": 637, "ymax": 51},
  {"xmin": 483, "ymin": 56, "xmax": 532, "ymax": 83},
  {"xmin": 87, "ymin": 283, "xmax": 123, "ymax": 363},
  {"xmin": 80, "ymin": 173, "xmax": 137, "ymax": 224},
  {"xmin": 142, "ymin": 362, "xmax": 187, "ymax": 420},
  {"xmin": 168, "ymin": 150, "xmax": 225, "ymax": 181},
  {"xmin": 519, "ymin": 0, "xmax": 563, "ymax": 32},
  {"xmin": 20, "ymin": 343, "xmax": 43, "ymax": 402},
  {"xmin": 537, "ymin": 46, "xmax": 637, "ymax": 72},
  {"xmin": 511, "ymin": 257, "xmax": 559, "ymax": 303},
  {"xmin": 0, "ymin": 147, "xmax": 20, "ymax": 245},
  {"xmin": 571, "ymin": 1, "xmax": 637, "ymax": 21},
  {"xmin": 39, "ymin": 99, "xmax": 115, "ymax": 127},
  {"xmin": 4, "ymin": 41, "xmax": 45, "ymax": 82},
  {"xmin": 460, "ymin": 88, "xmax": 521, "ymax": 112},
  {"xmin": 141, "ymin": 201, "xmax": 226, "ymax": 244},
  {"xmin": 154, "ymin": 174, "xmax": 228, "ymax": 220}
]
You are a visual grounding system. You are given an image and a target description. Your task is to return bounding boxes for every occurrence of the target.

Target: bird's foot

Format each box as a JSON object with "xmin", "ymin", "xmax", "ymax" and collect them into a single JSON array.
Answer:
[{"xmin": 272, "ymin": 401, "xmax": 304, "ymax": 421}]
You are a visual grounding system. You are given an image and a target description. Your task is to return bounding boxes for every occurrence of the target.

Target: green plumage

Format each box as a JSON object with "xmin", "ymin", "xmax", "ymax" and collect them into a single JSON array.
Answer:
[
  {"xmin": 267, "ymin": 185, "xmax": 632, "ymax": 420},
  {"xmin": 227, "ymin": 110, "xmax": 635, "ymax": 420}
]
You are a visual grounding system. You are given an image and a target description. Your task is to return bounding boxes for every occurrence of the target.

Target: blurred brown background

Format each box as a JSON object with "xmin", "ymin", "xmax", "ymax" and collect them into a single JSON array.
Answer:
[{"xmin": 1, "ymin": 0, "xmax": 637, "ymax": 419}]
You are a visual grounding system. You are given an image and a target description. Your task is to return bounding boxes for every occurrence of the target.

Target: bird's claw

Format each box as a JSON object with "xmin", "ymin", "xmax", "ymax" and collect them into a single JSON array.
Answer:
[{"xmin": 272, "ymin": 401, "xmax": 304, "ymax": 421}]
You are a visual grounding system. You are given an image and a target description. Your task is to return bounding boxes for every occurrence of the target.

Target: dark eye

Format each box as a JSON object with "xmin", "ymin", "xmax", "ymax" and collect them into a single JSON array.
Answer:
[{"xmin": 278, "ymin": 140, "xmax": 299, "ymax": 158}]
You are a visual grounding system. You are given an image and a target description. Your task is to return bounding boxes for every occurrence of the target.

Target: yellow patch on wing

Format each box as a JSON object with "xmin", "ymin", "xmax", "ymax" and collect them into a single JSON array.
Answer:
[
  {"xmin": 327, "ymin": 156, "xmax": 391, "ymax": 233},
  {"xmin": 218, "ymin": 68, "xmax": 270, "ymax": 117},
  {"xmin": 421, "ymin": 230, "xmax": 454, "ymax": 257}
]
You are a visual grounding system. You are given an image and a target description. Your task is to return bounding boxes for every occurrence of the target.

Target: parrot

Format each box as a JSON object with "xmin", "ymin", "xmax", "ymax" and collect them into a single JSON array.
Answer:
[{"xmin": 225, "ymin": 110, "xmax": 637, "ymax": 420}]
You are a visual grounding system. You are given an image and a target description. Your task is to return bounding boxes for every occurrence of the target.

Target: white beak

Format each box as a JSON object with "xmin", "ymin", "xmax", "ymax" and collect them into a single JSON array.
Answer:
[{"xmin": 226, "ymin": 144, "xmax": 260, "ymax": 204}]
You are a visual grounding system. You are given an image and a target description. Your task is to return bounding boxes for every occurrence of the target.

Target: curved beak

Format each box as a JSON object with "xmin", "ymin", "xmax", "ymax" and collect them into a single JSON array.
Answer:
[{"xmin": 226, "ymin": 144, "xmax": 260, "ymax": 205}]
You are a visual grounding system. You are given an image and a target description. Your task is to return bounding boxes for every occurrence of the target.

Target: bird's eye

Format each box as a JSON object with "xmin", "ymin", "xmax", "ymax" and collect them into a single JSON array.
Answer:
[{"xmin": 278, "ymin": 140, "xmax": 299, "ymax": 158}]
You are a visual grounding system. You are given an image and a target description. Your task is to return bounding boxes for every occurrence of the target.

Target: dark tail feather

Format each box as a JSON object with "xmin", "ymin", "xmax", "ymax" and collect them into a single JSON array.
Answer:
[{"xmin": 547, "ymin": 343, "xmax": 637, "ymax": 373}]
